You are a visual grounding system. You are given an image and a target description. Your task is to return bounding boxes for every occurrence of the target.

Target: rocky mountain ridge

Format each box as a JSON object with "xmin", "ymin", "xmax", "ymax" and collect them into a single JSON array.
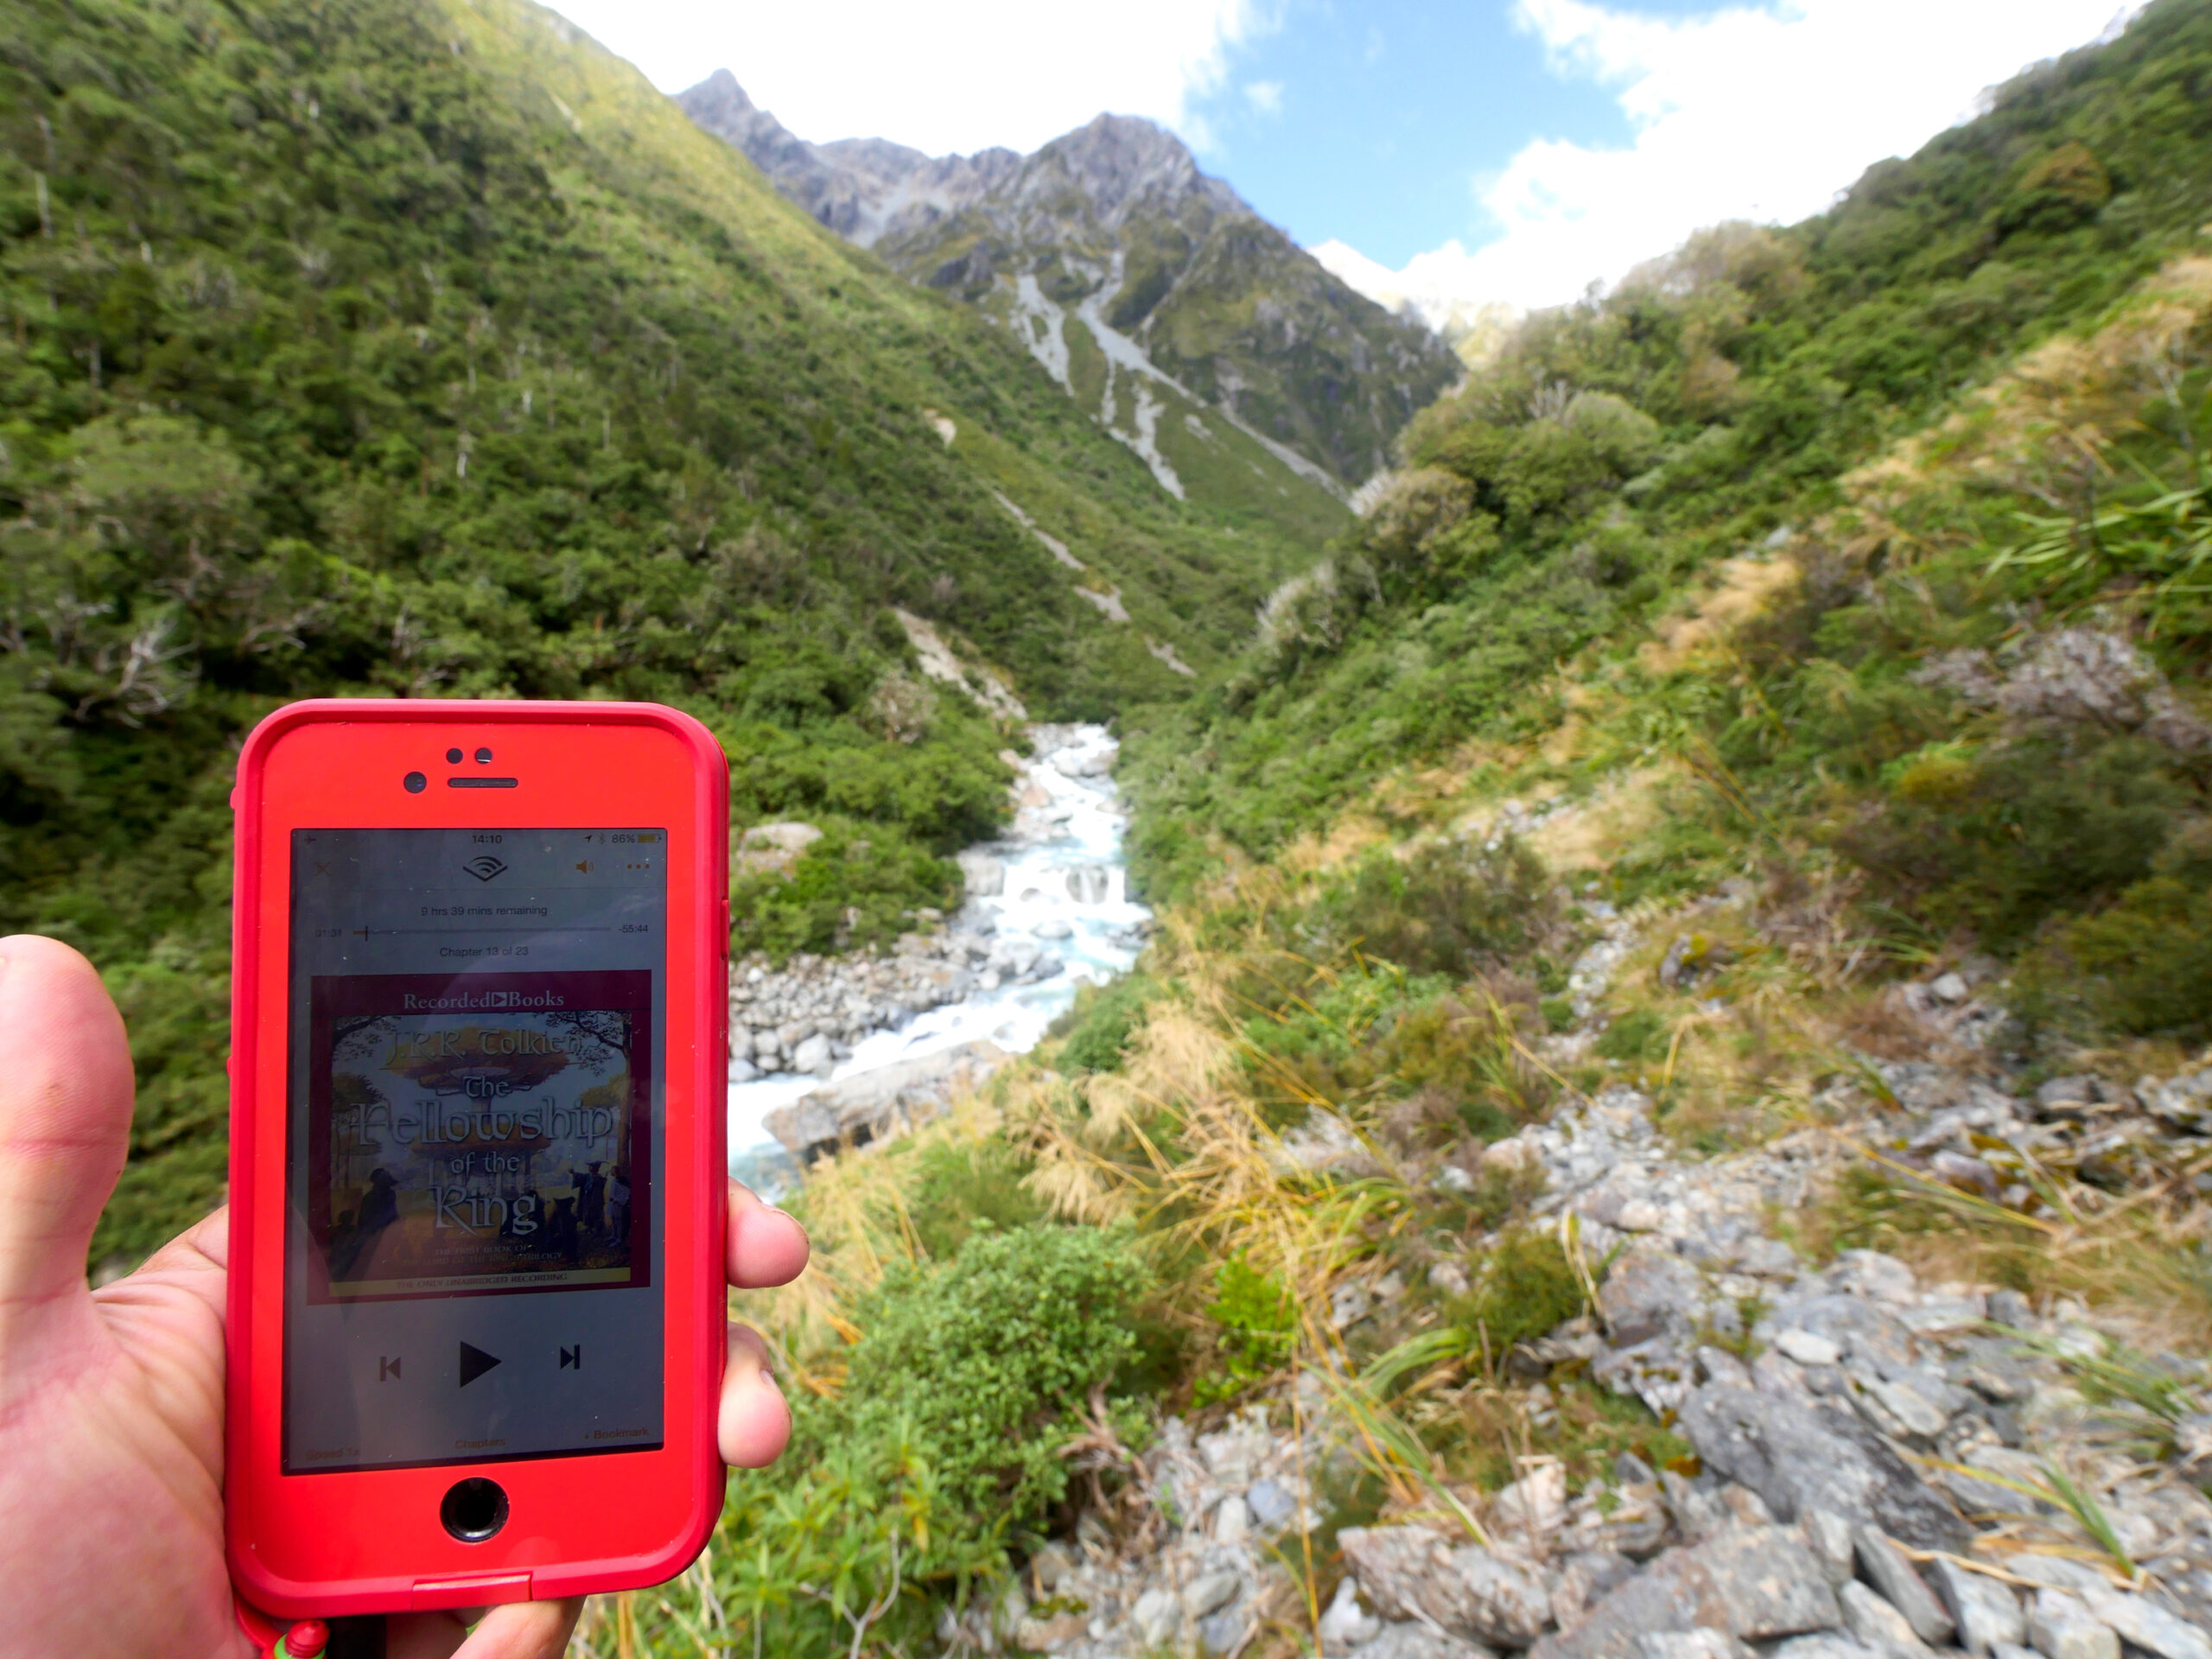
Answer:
[{"xmin": 677, "ymin": 72, "xmax": 1460, "ymax": 494}]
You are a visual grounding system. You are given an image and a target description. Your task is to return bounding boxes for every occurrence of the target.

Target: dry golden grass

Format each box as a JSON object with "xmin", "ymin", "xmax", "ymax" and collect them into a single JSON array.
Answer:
[
  {"xmin": 1806, "ymin": 1147, "xmax": 2212, "ymax": 1355},
  {"xmin": 1637, "ymin": 556, "xmax": 1803, "ymax": 675}
]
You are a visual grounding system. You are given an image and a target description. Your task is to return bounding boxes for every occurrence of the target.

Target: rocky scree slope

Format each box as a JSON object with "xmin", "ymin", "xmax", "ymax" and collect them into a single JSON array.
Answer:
[
  {"xmin": 679, "ymin": 73, "xmax": 1460, "ymax": 500},
  {"xmin": 953, "ymin": 903, "xmax": 2212, "ymax": 1659}
]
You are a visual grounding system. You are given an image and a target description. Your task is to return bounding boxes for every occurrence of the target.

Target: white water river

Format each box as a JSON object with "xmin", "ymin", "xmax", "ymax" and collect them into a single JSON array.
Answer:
[{"xmin": 727, "ymin": 723, "xmax": 1148, "ymax": 1160}]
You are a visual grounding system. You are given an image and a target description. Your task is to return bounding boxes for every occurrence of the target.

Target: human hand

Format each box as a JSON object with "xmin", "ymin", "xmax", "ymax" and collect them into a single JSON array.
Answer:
[{"xmin": 0, "ymin": 934, "xmax": 810, "ymax": 1658}]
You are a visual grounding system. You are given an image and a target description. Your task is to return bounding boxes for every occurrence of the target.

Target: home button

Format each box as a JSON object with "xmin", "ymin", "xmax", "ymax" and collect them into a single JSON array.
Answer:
[{"xmin": 440, "ymin": 1477, "xmax": 509, "ymax": 1542}]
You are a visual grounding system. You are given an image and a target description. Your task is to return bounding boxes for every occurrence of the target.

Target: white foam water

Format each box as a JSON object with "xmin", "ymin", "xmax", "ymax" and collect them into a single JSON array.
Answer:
[{"xmin": 727, "ymin": 723, "xmax": 1147, "ymax": 1160}]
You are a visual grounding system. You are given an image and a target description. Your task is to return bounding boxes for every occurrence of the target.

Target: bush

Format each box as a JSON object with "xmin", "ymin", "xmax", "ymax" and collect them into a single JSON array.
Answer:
[
  {"xmin": 1595, "ymin": 1008, "xmax": 1667, "ymax": 1063},
  {"xmin": 2017, "ymin": 873, "xmax": 2212, "ymax": 1039},
  {"xmin": 1307, "ymin": 839, "xmax": 1556, "ymax": 980},
  {"xmin": 901, "ymin": 1138, "xmax": 1050, "ymax": 1260},
  {"xmin": 1050, "ymin": 972, "xmax": 1160, "ymax": 1074},
  {"xmin": 717, "ymin": 1223, "xmax": 1148, "ymax": 1652},
  {"xmin": 1450, "ymin": 1227, "xmax": 1591, "ymax": 1351},
  {"xmin": 838, "ymin": 1223, "xmax": 1147, "ymax": 1529},
  {"xmin": 1195, "ymin": 1255, "xmax": 1298, "ymax": 1406},
  {"xmin": 730, "ymin": 819, "xmax": 962, "ymax": 960}
]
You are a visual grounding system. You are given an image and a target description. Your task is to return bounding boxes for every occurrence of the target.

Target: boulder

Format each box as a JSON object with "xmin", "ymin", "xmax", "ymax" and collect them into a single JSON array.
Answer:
[
  {"xmin": 1925, "ymin": 1557, "xmax": 2025, "ymax": 1656},
  {"xmin": 1529, "ymin": 1525, "xmax": 1840, "ymax": 1659},
  {"xmin": 956, "ymin": 849, "xmax": 1006, "ymax": 896},
  {"xmin": 1338, "ymin": 1528, "xmax": 1550, "ymax": 1647},
  {"xmin": 762, "ymin": 1039, "xmax": 1009, "ymax": 1160},
  {"xmin": 1599, "ymin": 1243, "xmax": 1705, "ymax": 1344},
  {"xmin": 1675, "ymin": 1384, "xmax": 1971, "ymax": 1550}
]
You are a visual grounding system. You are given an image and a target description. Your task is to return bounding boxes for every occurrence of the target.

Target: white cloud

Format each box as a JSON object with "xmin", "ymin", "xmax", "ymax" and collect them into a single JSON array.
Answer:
[
  {"xmin": 543, "ymin": 0, "xmax": 1268, "ymax": 157},
  {"xmin": 1245, "ymin": 79, "xmax": 1285, "ymax": 116},
  {"xmin": 1321, "ymin": 0, "xmax": 2139, "ymax": 315}
]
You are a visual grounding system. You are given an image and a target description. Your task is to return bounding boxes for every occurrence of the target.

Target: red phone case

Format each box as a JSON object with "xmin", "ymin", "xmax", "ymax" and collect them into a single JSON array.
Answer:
[{"xmin": 224, "ymin": 700, "xmax": 729, "ymax": 1618}]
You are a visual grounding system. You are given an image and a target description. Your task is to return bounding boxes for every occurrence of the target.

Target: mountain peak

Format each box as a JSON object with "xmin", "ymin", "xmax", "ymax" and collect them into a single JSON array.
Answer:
[
  {"xmin": 678, "ymin": 80, "xmax": 1460, "ymax": 486},
  {"xmin": 1023, "ymin": 113, "xmax": 1236, "ymax": 227}
]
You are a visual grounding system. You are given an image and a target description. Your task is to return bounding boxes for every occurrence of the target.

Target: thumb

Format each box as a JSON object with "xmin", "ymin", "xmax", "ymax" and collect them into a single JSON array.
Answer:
[{"xmin": 0, "ymin": 935, "xmax": 134, "ymax": 1328}]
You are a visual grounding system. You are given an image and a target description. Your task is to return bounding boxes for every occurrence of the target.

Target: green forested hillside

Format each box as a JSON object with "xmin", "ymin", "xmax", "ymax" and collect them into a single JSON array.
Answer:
[
  {"xmin": 1127, "ymin": 0, "xmax": 2212, "ymax": 899},
  {"xmin": 0, "ymin": 0, "xmax": 1317, "ymax": 1259}
]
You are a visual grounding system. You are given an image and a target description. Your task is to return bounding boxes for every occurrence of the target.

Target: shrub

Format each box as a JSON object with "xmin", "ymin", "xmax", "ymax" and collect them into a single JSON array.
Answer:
[
  {"xmin": 1595, "ymin": 1008, "xmax": 1667, "ymax": 1063},
  {"xmin": 1050, "ymin": 972, "xmax": 1160, "ymax": 1075},
  {"xmin": 1307, "ymin": 839, "xmax": 1556, "ymax": 980},
  {"xmin": 2016, "ymin": 873, "xmax": 2212, "ymax": 1039},
  {"xmin": 730, "ymin": 818, "xmax": 961, "ymax": 960},
  {"xmin": 837, "ymin": 1223, "xmax": 1148, "ymax": 1530},
  {"xmin": 1195, "ymin": 1255, "xmax": 1297, "ymax": 1406},
  {"xmin": 901, "ymin": 1138, "xmax": 1050, "ymax": 1260},
  {"xmin": 1450, "ymin": 1227, "xmax": 1591, "ymax": 1351}
]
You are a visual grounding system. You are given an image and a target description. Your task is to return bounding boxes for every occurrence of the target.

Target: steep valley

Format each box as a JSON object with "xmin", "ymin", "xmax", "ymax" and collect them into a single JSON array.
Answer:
[{"xmin": 21, "ymin": 0, "xmax": 2212, "ymax": 1655}]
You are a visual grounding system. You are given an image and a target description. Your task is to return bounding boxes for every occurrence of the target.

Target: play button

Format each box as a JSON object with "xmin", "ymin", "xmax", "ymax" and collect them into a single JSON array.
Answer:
[{"xmin": 458, "ymin": 1341, "xmax": 503, "ymax": 1388}]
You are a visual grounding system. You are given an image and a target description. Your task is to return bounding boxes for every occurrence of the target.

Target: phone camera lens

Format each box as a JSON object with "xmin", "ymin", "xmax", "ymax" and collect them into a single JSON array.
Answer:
[
  {"xmin": 439, "ymin": 1477, "xmax": 509, "ymax": 1542},
  {"xmin": 475, "ymin": 747, "xmax": 493, "ymax": 765},
  {"xmin": 446, "ymin": 747, "xmax": 463, "ymax": 764},
  {"xmin": 404, "ymin": 772, "xmax": 427, "ymax": 794}
]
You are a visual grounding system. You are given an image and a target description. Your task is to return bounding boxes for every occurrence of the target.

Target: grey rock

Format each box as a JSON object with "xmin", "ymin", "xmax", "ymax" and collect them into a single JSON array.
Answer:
[
  {"xmin": 1769, "ymin": 1639, "xmax": 1881, "ymax": 1659},
  {"xmin": 1987, "ymin": 1288, "xmax": 2033, "ymax": 1327},
  {"xmin": 1853, "ymin": 1529, "xmax": 1955, "ymax": 1646},
  {"xmin": 1340, "ymin": 1527, "xmax": 1461, "ymax": 1628},
  {"xmin": 2036, "ymin": 1075, "xmax": 2098, "ymax": 1111},
  {"xmin": 791, "ymin": 1032, "xmax": 833, "ymax": 1076},
  {"xmin": 1246, "ymin": 1478, "xmax": 1296, "ymax": 1529},
  {"xmin": 1613, "ymin": 1452, "xmax": 1656, "ymax": 1486},
  {"xmin": 2028, "ymin": 1589, "xmax": 2120, "ymax": 1659},
  {"xmin": 1447, "ymin": 1545, "xmax": 1554, "ymax": 1646},
  {"xmin": 1033, "ymin": 918, "xmax": 1074, "ymax": 940},
  {"xmin": 1361, "ymin": 1625, "xmax": 1499, "ymax": 1659},
  {"xmin": 2002, "ymin": 1557, "xmax": 2107, "ymax": 1597},
  {"xmin": 1599, "ymin": 1243, "xmax": 1705, "ymax": 1344},
  {"xmin": 762, "ymin": 1039, "xmax": 1009, "ymax": 1159},
  {"xmin": 1931, "ymin": 972, "xmax": 1970, "ymax": 1003},
  {"xmin": 1827, "ymin": 1250, "xmax": 1920, "ymax": 1305},
  {"xmin": 1777, "ymin": 1329, "xmax": 1845, "ymax": 1366},
  {"xmin": 1528, "ymin": 1525, "xmax": 1840, "ymax": 1659},
  {"xmin": 1198, "ymin": 1607, "xmax": 1249, "ymax": 1656},
  {"xmin": 1634, "ymin": 1637, "xmax": 1755, "ymax": 1659},
  {"xmin": 1318, "ymin": 1579, "xmax": 1381, "ymax": 1656},
  {"xmin": 2075, "ymin": 1583, "xmax": 2212, "ymax": 1659},
  {"xmin": 1841, "ymin": 1580, "xmax": 1935, "ymax": 1657},
  {"xmin": 955, "ymin": 849, "xmax": 1005, "ymax": 896},
  {"xmin": 1552, "ymin": 1550, "xmax": 1631, "ymax": 1634},
  {"xmin": 1802, "ymin": 1509, "xmax": 1857, "ymax": 1587},
  {"xmin": 1677, "ymin": 1385, "xmax": 1970, "ymax": 1550},
  {"xmin": 1184, "ymin": 1569, "xmax": 1243, "ymax": 1620},
  {"xmin": 1926, "ymin": 1556, "xmax": 2026, "ymax": 1656},
  {"xmin": 1854, "ymin": 1370, "xmax": 1956, "ymax": 1441},
  {"xmin": 1132, "ymin": 1586, "xmax": 1181, "ymax": 1646}
]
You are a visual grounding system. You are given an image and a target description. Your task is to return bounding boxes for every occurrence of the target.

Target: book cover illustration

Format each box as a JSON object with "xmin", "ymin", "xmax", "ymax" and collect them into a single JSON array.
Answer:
[{"xmin": 304, "ymin": 971, "xmax": 653, "ymax": 1301}]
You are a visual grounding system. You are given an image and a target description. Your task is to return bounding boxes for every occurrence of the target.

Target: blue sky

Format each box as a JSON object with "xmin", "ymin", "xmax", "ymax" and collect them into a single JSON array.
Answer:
[
  {"xmin": 552, "ymin": 0, "xmax": 2139, "ymax": 310},
  {"xmin": 1180, "ymin": 0, "xmax": 1725, "ymax": 267}
]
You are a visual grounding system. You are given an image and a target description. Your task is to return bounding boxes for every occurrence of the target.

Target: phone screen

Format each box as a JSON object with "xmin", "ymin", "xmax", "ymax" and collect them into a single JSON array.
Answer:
[{"xmin": 282, "ymin": 828, "xmax": 667, "ymax": 1474}]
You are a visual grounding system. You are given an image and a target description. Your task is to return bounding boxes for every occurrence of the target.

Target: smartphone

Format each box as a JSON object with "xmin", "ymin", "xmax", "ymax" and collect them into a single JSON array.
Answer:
[{"xmin": 224, "ymin": 700, "xmax": 729, "ymax": 1619}]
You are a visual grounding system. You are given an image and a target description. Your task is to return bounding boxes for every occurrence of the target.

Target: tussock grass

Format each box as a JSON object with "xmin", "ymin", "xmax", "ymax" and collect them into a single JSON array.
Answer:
[{"xmin": 1808, "ymin": 1147, "xmax": 2212, "ymax": 1352}]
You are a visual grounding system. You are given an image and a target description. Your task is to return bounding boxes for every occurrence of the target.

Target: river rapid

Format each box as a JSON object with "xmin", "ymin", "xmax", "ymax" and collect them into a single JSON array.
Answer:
[{"xmin": 727, "ymin": 722, "xmax": 1148, "ymax": 1168}]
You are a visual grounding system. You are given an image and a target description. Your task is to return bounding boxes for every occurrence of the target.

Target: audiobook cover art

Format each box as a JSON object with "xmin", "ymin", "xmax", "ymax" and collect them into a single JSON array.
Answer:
[{"xmin": 304, "ymin": 971, "xmax": 653, "ymax": 1301}]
